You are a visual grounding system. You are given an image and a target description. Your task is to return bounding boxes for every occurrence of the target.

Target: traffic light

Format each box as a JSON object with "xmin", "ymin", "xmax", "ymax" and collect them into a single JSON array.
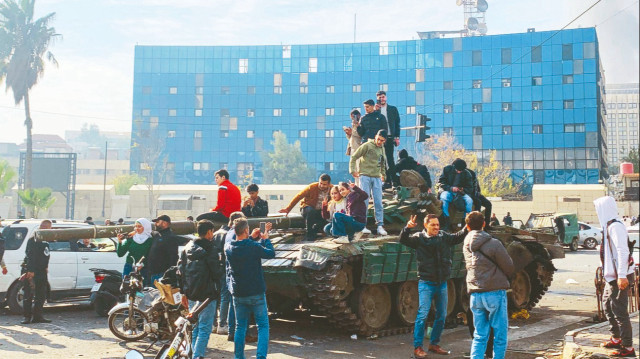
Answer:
[{"xmin": 417, "ymin": 114, "xmax": 431, "ymax": 142}]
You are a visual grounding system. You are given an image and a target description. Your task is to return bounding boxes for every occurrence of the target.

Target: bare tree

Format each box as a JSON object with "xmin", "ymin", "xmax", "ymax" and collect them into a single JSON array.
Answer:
[{"xmin": 131, "ymin": 124, "xmax": 168, "ymax": 218}]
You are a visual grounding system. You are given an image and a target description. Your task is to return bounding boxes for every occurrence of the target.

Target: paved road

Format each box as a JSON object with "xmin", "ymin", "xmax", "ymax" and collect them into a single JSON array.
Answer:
[{"xmin": 0, "ymin": 248, "xmax": 603, "ymax": 359}]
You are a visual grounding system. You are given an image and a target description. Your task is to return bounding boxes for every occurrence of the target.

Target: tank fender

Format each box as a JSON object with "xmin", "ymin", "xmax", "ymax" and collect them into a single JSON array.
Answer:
[
  {"xmin": 294, "ymin": 246, "xmax": 332, "ymax": 271},
  {"xmin": 505, "ymin": 241, "xmax": 534, "ymax": 274}
]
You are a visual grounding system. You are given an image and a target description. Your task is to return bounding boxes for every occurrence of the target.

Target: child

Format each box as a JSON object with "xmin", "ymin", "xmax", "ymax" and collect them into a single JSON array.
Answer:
[
  {"xmin": 330, "ymin": 182, "xmax": 369, "ymax": 243},
  {"xmin": 322, "ymin": 186, "xmax": 346, "ymax": 235}
]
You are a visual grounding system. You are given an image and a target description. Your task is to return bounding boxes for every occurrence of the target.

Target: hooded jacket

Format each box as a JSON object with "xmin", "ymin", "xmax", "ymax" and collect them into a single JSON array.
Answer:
[
  {"xmin": 462, "ymin": 230, "xmax": 514, "ymax": 293},
  {"xmin": 349, "ymin": 139, "xmax": 387, "ymax": 178},
  {"xmin": 594, "ymin": 196, "xmax": 634, "ymax": 282},
  {"xmin": 178, "ymin": 238, "xmax": 224, "ymax": 301}
]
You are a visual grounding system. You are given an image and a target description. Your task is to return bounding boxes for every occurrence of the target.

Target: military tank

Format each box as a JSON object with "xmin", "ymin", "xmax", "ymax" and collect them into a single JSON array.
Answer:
[{"xmin": 256, "ymin": 170, "xmax": 564, "ymax": 336}]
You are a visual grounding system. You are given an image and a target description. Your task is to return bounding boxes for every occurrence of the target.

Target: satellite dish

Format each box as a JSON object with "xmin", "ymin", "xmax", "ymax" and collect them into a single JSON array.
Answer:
[
  {"xmin": 456, "ymin": 0, "xmax": 463, "ymax": 6},
  {"xmin": 467, "ymin": 17, "xmax": 479, "ymax": 30},
  {"xmin": 478, "ymin": 22, "xmax": 488, "ymax": 34},
  {"xmin": 476, "ymin": 0, "xmax": 488, "ymax": 11}
]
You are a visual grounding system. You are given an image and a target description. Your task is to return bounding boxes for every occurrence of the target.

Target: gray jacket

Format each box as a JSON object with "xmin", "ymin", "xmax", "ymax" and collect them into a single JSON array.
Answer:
[{"xmin": 463, "ymin": 230, "xmax": 515, "ymax": 294}]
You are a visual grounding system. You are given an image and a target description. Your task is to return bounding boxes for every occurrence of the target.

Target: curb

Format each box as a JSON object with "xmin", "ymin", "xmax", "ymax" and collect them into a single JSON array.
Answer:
[{"xmin": 562, "ymin": 311, "xmax": 639, "ymax": 359}]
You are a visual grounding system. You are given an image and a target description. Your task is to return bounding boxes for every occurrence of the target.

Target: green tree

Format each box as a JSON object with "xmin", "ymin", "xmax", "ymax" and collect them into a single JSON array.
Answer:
[
  {"xmin": 262, "ymin": 132, "xmax": 315, "ymax": 184},
  {"xmin": 415, "ymin": 134, "xmax": 522, "ymax": 197},
  {"xmin": 621, "ymin": 147, "xmax": 639, "ymax": 174},
  {"xmin": 0, "ymin": 158, "xmax": 16, "ymax": 195},
  {"xmin": 18, "ymin": 187, "xmax": 55, "ymax": 218},
  {"xmin": 111, "ymin": 174, "xmax": 146, "ymax": 195},
  {"xmin": 0, "ymin": 0, "xmax": 60, "ymax": 191}
]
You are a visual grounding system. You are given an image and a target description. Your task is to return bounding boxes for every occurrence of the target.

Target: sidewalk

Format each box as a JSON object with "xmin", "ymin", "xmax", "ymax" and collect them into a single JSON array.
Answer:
[{"xmin": 563, "ymin": 312, "xmax": 639, "ymax": 358}]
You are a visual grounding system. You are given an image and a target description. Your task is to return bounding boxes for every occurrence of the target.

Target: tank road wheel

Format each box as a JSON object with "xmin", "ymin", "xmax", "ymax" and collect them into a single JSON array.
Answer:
[
  {"xmin": 446, "ymin": 279, "xmax": 457, "ymax": 316},
  {"xmin": 508, "ymin": 270, "xmax": 531, "ymax": 310},
  {"xmin": 458, "ymin": 280, "xmax": 470, "ymax": 313},
  {"xmin": 333, "ymin": 264, "xmax": 355, "ymax": 301},
  {"xmin": 393, "ymin": 281, "xmax": 418, "ymax": 326},
  {"xmin": 354, "ymin": 284, "xmax": 392, "ymax": 333}
]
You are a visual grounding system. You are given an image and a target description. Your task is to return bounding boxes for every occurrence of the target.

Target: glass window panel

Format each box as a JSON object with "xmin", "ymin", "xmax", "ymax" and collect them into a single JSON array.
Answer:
[
  {"xmin": 531, "ymin": 46, "xmax": 542, "ymax": 62},
  {"xmin": 443, "ymin": 53, "xmax": 453, "ymax": 68},
  {"xmin": 501, "ymin": 48, "xmax": 512, "ymax": 64},
  {"xmin": 562, "ymin": 44, "xmax": 573, "ymax": 60},
  {"xmin": 472, "ymin": 50, "xmax": 482, "ymax": 66}
]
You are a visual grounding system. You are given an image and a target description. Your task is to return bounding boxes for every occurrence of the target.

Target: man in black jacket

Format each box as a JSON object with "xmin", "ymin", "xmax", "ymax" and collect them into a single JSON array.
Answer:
[
  {"xmin": 400, "ymin": 214, "xmax": 467, "ymax": 358},
  {"xmin": 148, "ymin": 215, "xmax": 189, "ymax": 285},
  {"xmin": 22, "ymin": 219, "xmax": 52, "ymax": 324},
  {"xmin": 357, "ymin": 99, "xmax": 388, "ymax": 144},
  {"xmin": 178, "ymin": 219, "xmax": 225, "ymax": 359},
  {"xmin": 437, "ymin": 158, "xmax": 474, "ymax": 230},
  {"xmin": 395, "ymin": 149, "xmax": 432, "ymax": 191},
  {"xmin": 376, "ymin": 91, "xmax": 401, "ymax": 188}
]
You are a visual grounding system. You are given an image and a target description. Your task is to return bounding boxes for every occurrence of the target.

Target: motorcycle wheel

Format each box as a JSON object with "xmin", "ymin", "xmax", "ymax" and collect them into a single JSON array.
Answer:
[{"xmin": 108, "ymin": 307, "xmax": 149, "ymax": 341}]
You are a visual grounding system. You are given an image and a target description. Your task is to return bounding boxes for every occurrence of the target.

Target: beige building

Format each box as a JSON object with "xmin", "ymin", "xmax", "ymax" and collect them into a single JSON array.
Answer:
[
  {"xmin": 605, "ymin": 83, "xmax": 639, "ymax": 166},
  {"xmin": 76, "ymin": 159, "xmax": 130, "ymax": 184}
]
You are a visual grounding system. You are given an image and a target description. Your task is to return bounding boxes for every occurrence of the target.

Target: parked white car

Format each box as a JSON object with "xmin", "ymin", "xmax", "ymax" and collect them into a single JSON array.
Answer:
[
  {"xmin": 0, "ymin": 219, "xmax": 125, "ymax": 314},
  {"xmin": 578, "ymin": 221, "xmax": 602, "ymax": 249},
  {"xmin": 628, "ymin": 224, "xmax": 639, "ymax": 268}
]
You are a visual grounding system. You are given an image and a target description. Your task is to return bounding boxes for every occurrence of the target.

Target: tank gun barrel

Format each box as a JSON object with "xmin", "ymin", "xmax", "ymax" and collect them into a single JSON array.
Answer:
[{"xmin": 35, "ymin": 221, "xmax": 198, "ymax": 242}]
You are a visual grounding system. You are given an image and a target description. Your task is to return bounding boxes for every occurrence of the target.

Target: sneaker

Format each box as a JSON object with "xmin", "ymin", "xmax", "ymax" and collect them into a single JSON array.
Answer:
[
  {"xmin": 216, "ymin": 325, "xmax": 229, "ymax": 335},
  {"xmin": 332, "ymin": 236, "xmax": 350, "ymax": 244},
  {"xmin": 413, "ymin": 346, "xmax": 428, "ymax": 359},
  {"xmin": 601, "ymin": 337, "xmax": 623, "ymax": 349},
  {"xmin": 611, "ymin": 347, "xmax": 636, "ymax": 357},
  {"xmin": 361, "ymin": 227, "xmax": 371, "ymax": 234},
  {"xmin": 377, "ymin": 226, "xmax": 388, "ymax": 236},
  {"xmin": 31, "ymin": 317, "xmax": 52, "ymax": 324},
  {"xmin": 20, "ymin": 317, "xmax": 31, "ymax": 325}
]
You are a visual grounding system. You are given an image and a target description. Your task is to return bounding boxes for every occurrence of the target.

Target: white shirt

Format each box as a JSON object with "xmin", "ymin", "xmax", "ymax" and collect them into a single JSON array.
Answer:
[{"xmin": 380, "ymin": 104, "xmax": 390, "ymax": 134}]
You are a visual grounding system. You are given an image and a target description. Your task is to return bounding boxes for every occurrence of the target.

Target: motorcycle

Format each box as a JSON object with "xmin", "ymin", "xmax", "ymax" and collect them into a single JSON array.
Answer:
[
  {"xmin": 108, "ymin": 256, "xmax": 186, "ymax": 343},
  {"xmin": 125, "ymin": 298, "xmax": 211, "ymax": 359},
  {"xmin": 89, "ymin": 268, "xmax": 123, "ymax": 317}
]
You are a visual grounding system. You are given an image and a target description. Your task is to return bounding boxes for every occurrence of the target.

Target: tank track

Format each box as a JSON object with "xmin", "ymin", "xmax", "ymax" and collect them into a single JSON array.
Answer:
[
  {"xmin": 303, "ymin": 258, "xmax": 412, "ymax": 337},
  {"xmin": 523, "ymin": 248, "xmax": 556, "ymax": 310}
]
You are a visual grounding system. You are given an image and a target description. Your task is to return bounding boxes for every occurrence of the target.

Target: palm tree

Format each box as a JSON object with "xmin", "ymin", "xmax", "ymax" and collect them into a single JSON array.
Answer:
[
  {"xmin": 0, "ymin": 0, "xmax": 60, "ymax": 191},
  {"xmin": 0, "ymin": 158, "xmax": 17, "ymax": 195},
  {"xmin": 18, "ymin": 187, "xmax": 55, "ymax": 218}
]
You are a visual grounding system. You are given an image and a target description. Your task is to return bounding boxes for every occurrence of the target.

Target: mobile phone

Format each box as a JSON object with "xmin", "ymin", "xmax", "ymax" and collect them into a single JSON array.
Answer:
[
  {"xmin": 376, "ymin": 99, "xmax": 382, "ymax": 105},
  {"xmin": 260, "ymin": 222, "xmax": 267, "ymax": 234}
]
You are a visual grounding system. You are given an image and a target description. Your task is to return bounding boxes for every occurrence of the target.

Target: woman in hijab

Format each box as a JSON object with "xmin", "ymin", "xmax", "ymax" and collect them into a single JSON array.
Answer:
[{"xmin": 116, "ymin": 218, "xmax": 154, "ymax": 278}]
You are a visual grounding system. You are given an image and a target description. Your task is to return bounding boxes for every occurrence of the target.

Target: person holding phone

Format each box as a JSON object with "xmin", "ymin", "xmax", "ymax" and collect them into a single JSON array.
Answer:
[
  {"xmin": 328, "ymin": 182, "xmax": 369, "ymax": 243},
  {"xmin": 375, "ymin": 90, "xmax": 401, "ymax": 189}
]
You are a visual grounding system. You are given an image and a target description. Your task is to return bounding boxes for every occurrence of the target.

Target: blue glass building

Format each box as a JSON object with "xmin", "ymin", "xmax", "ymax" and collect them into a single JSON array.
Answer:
[{"xmin": 130, "ymin": 27, "xmax": 606, "ymax": 188}]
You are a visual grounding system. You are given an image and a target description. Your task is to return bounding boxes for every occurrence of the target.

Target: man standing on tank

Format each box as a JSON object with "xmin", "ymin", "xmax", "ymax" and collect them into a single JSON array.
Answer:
[
  {"xmin": 375, "ymin": 90, "xmax": 401, "ymax": 189},
  {"xmin": 21, "ymin": 219, "xmax": 52, "ymax": 324},
  {"xmin": 400, "ymin": 214, "xmax": 468, "ymax": 358}
]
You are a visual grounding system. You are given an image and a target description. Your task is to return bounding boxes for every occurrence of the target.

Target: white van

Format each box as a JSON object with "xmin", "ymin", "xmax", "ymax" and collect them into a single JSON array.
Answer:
[{"xmin": 0, "ymin": 219, "xmax": 125, "ymax": 314}]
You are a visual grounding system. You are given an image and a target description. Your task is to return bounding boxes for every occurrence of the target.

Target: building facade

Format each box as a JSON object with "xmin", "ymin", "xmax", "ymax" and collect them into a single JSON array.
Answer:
[
  {"xmin": 604, "ymin": 83, "xmax": 639, "ymax": 167},
  {"xmin": 131, "ymin": 27, "xmax": 606, "ymax": 188}
]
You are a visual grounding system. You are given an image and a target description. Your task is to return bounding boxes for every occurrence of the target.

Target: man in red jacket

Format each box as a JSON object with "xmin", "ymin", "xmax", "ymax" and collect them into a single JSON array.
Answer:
[{"xmin": 197, "ymin": 169, "xmax": 242, "ymax": 223}]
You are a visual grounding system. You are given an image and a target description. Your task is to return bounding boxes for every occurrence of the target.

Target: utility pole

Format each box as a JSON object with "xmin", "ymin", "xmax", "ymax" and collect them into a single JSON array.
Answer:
[{"xmin": 101, "ymin": 141, "xmax": 108, "ymax": 218}]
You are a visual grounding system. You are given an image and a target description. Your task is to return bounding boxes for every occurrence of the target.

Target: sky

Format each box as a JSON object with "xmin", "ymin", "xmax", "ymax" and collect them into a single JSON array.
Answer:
[{"xmin": 0, "ymin": 0, "xmax": 638, "ymax": 145}]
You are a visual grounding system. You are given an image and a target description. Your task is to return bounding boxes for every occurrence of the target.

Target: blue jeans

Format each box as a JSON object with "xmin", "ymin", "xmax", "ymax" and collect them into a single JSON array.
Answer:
[
  {"xmin": 189, "ymin": 299, "xmax": 217, "ymax": 358},
  {"xmin": 219, "ymin": 276, "xmax": 231, "ymax": 327},
  {"xmin": 440, "ymin": 191, "xmax": 473, "ymax": 217},
  {"xmin": 325, "ymin": 213, "xmax": 366, "ymax": 239},
  {"xmin": 233, "ymin": 294, "xmax": 269, "ymax": 359},
  {"xmin": 470, "ymin": 290, "xmax": 508, "ymax": 359},
  {"xmin": 359, "ymin": 175, "xmax": 384, "ymax": 226},
  {"xmin": 414, "ymin": 280, "xmax": 448, "ymax": 348}
]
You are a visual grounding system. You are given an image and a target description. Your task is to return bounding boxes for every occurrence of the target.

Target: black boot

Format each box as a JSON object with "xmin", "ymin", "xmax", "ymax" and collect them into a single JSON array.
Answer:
[
  {"xmin": 32, "ymin": 316, "xmax": 51, "ymax": 323},
  {"xmin": 21, "ymin": 317, "xmax": 31, "ymax": 324}
]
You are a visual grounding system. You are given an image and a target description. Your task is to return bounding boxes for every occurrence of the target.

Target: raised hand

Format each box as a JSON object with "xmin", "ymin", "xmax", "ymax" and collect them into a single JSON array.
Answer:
[{"xmin": 407, "ymin": 215, "xmax": 418, "ymax": 228}]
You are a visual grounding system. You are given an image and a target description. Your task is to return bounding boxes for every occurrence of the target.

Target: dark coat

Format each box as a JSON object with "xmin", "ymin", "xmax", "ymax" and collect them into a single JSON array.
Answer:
[
  {"xmin": 357, "ymin": 111, "xmax": 388, "ymax": 143},
  {"xmin": 24, "ymin": 238, "xmax": 50, "ymax": 273},
  {"xmin": 384, "ymin": 105, "xmax": 401, "ymax": 138},
  {"xmin": 437, "ymin": 165, "xmax": 474, "ymax": 194},
  {"xmin": 147, "ymin": 228, "xmax": 188, "ymax": 275},
  {"xmin": 400, "ymin": 227, "xmax": 467, "ymax": 283},
  {"xmin": 178, "ymin": 238, "xmax": 224, "ymax": 301},
  {"xmin": 395, "ymin": 156, "xmax": 433, "ymax": 188},
  {"xmin": 242, "ymin": 197, "xmax": 269, "ymax": 217}
]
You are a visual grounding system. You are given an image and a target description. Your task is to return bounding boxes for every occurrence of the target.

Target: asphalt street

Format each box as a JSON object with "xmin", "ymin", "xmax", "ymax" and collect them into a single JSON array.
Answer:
[{"xmin": 0, "ymin": 248, "xmax": 617, "ymax": 359}]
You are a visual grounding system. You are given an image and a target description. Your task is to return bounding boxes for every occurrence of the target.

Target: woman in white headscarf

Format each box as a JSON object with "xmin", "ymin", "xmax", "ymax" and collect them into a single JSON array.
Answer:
[{"xmin": 116, "ymin": 218, "xmax": 154, "ymax": 278}]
